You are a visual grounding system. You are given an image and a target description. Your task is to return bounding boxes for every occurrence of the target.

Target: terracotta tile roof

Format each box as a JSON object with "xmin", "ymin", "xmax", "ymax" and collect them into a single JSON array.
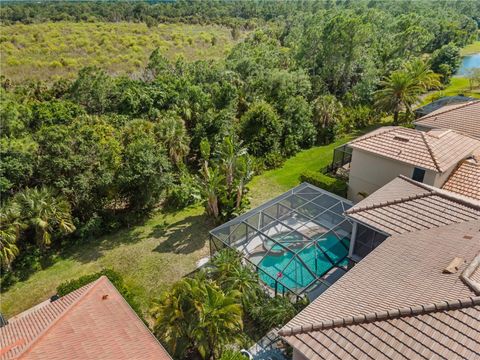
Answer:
[
  {"xmin": 279, "ymin": 219, "xmax": 480, "ymax": 359},
  {"xmin": 345, "ymin": 176, "xmax": 480, "ymax": 235},
  {"xmin": 348, "ymin": 126, "xmax": 480, "ymax": 172},
  {"xmin": 414, "ymin": 100, "xmax": 480, "ymax": 139},
  {"xmin": 442, "ymin": 157, "xmax": 480, "ymax": 201},
  {"xmin": 0, "ymin": 276, "xmax": 171, "ymax": 360}
]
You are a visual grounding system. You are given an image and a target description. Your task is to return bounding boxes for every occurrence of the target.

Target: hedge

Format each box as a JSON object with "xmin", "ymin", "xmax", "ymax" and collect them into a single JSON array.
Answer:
[
  {"xmin": 56, "ymin": 268, "xmax": 144, "ymax": 322},
  {"xmin": 300, "ymin": 170, "xmax": 348, "ymax": 197}
]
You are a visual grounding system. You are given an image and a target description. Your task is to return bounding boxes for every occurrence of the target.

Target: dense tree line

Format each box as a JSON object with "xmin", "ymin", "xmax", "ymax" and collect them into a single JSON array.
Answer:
[{"xmin": 1, "ymin": 0, "xmax": 478, "ymax": 272}]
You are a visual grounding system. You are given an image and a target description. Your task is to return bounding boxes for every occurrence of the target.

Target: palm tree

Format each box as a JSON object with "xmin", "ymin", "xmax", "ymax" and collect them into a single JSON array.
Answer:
[
  {"xmin": 312, "ymin": 94, "xmax": 344, "ymax": 144},
  {"xmin": 152, "ymin": 273, "xmax": 243, "ymax": 360},
  {"xmin": 254, "ymin": 296, "xmax": 297, "ymax": 330},
  {"xmin": 0, "ymin": 203, "xmax": 22, "ymax": 268},
  {"xmin": 151, "ymin": 277, "xmax": 199, "ymax": 357},
  {"xmin": 155, "ymin": 113, "xmax": 190, "ymax": 167},
  {"xmin": 192, "ymin": 283, "xmax": 243, "ymax": 360},
  {"xmin": 221, "ymin": 265, "xmax": 260, "ymax": 308},
  {"xmin": 14, "ymin": 187, "xmax": 75, "ymax": 249},
  {"xmin": 375, "ymin": 59, "xmax": 441, "ymax": 124},
  {"xmin": 210, "ymin": 249, "xmax": 242, "ymax": 279}
]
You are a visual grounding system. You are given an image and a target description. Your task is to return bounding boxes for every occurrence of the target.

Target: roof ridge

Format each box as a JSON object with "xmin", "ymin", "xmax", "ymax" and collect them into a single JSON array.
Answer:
[
  {"xmin": 279, "ymin": 296, "xmax": 480, "ymax": 337},
  {"xmin": 15, "ymin": 276, "xmax": 107, "ymax": 359},
  {"xmin": 388, "ymin": 176, "xmax": 480, "ymax": 210},
  {"xmin": 100, "ymin": 275, "xmax": 171, "ymax": 356},
  {"xmin": 345, "ymin": 180, "xmax": 433, "ymax": 215},
  {"xmin": 420, "ymin": 130, "xmax": 442, "ymax": 172},
  {"xmin": 415, "ymin": 100, "xmax": 480, "ymax": 122},
  {"xmin": 348, "ymin": 126, "xmax": 397, "ymax": 145}
]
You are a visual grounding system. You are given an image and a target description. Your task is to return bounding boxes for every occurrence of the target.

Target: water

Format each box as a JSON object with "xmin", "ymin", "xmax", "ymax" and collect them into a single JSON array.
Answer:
[
  {"xmin": 257, "ymin": 233, "xmax": 349, "ymax": 293},
  {"xmin": 457, "ymin": 53, "xmax": 480, "ymax": 76}
]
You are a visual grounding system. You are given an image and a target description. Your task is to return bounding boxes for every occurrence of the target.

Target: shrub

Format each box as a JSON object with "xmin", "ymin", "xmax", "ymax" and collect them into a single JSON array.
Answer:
[{"xmin": 300, "ymin": 170, "xmax": 347, "ymax": 197}]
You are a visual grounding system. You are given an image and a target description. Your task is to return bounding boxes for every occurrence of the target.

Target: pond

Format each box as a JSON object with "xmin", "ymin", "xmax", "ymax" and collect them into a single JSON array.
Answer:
[{"xmin": 457, "ymin": 53, "xmax": 480, "ymax": 76}]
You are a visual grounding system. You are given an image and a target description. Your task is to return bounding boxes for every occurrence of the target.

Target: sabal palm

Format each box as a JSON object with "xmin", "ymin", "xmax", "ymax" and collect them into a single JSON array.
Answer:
[
  {"xmin": 156, "ymin": 114, "xmax": 190, "ymax": 166},
  {"xmin": 14, "ymin": 187, "xmax": 75, "ymax": 248},
  {"xmin": 0, "ymin": 203, "xmax": 22, "ymax": 267},
  {"xmin": 192, "ymin": 283, "xmax": 243, "ymax": 360}
]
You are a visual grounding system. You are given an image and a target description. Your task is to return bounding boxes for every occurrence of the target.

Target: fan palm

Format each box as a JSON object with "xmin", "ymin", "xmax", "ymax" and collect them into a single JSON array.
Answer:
[
  {"xmin": 155, "ymin": 114, "xmax": 190, "ymax": 167},
  {"xmin": 0, "ymin": 203, "xmax": 22, "ymax": 268},
  {"xmin": 14, "ymin": 187, "xmax": 75, "ymax": 248}
]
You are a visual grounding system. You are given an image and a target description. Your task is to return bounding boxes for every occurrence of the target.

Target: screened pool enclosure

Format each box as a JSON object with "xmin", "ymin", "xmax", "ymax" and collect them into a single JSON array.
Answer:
[{"xmin": 209, "ymin": 183, "xmax": 354, "ymax": 298}]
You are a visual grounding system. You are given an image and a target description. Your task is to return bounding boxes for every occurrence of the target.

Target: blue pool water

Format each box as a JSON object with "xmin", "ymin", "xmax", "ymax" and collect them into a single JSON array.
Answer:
[
  {"xmin": 258, "ymin": 233, "xmax": 349, "ymax": 293},
  {"xmin": 457, "ymin": 53, "xmax": 480, "ymax": 76}
]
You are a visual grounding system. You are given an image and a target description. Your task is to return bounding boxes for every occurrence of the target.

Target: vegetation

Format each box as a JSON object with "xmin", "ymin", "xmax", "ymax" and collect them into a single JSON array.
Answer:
[
  {"xmin": 56, "ymin": 268, "xmax": 143, "ymax": 320},
  {"xmin": 1, "ymin": 1, "xmax": 479, "ymax": 358},
  {"xmin": 198, "ymin": 136, "xmax": 253, "ymax": 223},
  {"xmin": 374, "ymin": 59, "xmax": 441, "ymax": 124},
  {"xmin": 460, "ymin": 40, "xmax": 480, "ymax": 56},
  {"xmin": 152, "ymin": 249, "xmax": 304, "ymax": 359},
  {"xmin": 300, "ymin": 170, "xmax": 347, "ymax": 197},
  {"xmin": 1, "ymin": 22, "xmax": 246, "ymax": 83}
]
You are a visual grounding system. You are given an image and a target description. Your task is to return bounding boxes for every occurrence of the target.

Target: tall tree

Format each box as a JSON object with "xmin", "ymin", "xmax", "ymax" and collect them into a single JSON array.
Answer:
[
  {"xmin": 198, "ymin": 136, "xmax": 252, "ymax": 223},
  {"xmin": 375, "ymin": 59, "xmax": 440, "ymax": 124}
]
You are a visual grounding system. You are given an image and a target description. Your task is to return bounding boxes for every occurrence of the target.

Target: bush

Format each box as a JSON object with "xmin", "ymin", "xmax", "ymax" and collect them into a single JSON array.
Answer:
[
  {"xmin": 300, "ymin": 170, "xmax": 347, "ymax": 197},
  {"xmin": 56, "ymin": 268, "xmax": 144, "ymax": 321}
]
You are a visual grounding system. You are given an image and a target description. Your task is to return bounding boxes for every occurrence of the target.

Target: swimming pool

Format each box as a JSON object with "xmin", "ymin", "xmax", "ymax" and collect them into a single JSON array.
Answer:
[{"xmin": 255, "ymin": 233, "xmax": 349, "ymax": 293}]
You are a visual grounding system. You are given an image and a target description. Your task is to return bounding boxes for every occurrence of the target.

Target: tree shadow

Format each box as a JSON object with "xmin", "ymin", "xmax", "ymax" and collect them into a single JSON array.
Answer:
[
  {"xmin": 151, "ymin": 214, "xmax": 212, "ymax": 255},
  {"xmin": 65, "ymin": 225, "xmax": 147, "ymax": 264}
]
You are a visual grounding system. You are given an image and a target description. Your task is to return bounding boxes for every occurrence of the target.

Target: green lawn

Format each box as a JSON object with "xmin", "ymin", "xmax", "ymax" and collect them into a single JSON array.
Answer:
[
  {"xmin": 460, "ymin": 41, "xmax": 480, "ymax": 56},
  {"xmin": 0, "ymin": 131, "xmax": 361, "ymax": 319},
  {"xmin": 421, "ymin": 77, "xmax": 480, "ymax": 105}
]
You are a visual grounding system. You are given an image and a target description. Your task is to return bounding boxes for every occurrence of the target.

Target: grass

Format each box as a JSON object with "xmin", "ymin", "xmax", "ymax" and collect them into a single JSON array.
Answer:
[
  {"xmin": 0, "ymin": 22, "xmax": 246, "ymax": 83},
  {"xmin": 420, "ymin": 77, "xmax": 480, "ymax": 105},
  {"xmin": 460, "ymin": 41, "xmax": 480, "ymax": 56},
  {"xmin": 249, "ymin": 135, "xmax": 359, "ymax": 207},
  {"xmin": 0, "ymin": 130, "xmax": 364, "ymax": 320}
]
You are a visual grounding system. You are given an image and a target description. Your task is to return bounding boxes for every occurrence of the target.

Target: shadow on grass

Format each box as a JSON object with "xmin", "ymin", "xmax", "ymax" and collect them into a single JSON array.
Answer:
[{"xmin": 151, "ymin": 214, "xmax": 211, "ymax": 255}]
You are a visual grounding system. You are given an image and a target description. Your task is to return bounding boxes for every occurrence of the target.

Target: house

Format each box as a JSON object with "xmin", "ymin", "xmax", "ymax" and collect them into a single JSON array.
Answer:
[
  {"xmin": 442, "ymin": 156, "xmax": 480, "ymax": 200},
  {"xmin": 414, "ymin": 100, "xmax": 480, "ymax": 139},
  {"xmin": 279, "ymin": 177, "xmax": 480, "ymax": 359},
  {"xmin": 413, "ymin": 95, "xmax": 476, "ymax": 118},
  {"xmin": 345, "ymin": 126, "xmax": 480, "ymax": 202},
  {"xmin": 344, "ymin": 175, "xmax": 480, "ymax": 260},
  {"xmin": 0, "ymin": 276, "xmax": 171, "ymax": 360}
]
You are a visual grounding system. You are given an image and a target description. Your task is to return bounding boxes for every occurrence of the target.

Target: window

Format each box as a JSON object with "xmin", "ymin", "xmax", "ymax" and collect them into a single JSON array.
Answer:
[{"xmin": 412, "ymin": 167, "xmax": 426, "ymax": 182}]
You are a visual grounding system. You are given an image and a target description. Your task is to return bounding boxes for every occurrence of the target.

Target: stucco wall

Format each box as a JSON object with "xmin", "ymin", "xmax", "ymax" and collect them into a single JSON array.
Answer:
[{"xmin": 347, "ymin": 149, "xmax": 439, "ymax": 203}]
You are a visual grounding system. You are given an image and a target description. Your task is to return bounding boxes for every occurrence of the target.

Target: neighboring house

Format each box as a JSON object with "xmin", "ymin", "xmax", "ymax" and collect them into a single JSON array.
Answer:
[
  {"xmin": 346, "ymin": 126, "xmax": 480, "ymax": 203},
  {"xmin": 279, "ymin": 179, "xmax": 480, "ymax": 359},
  {"xmin": 344, "ymin": 175, "xmax": 480, "ymax": 260},
  {"xmin": 442, "ymin": 156, "xmax": 480, "ymax": 200},
  {"xmin": 0, "ymin": 276, "xmax": 171, "ymax": 360},
  {"xmin": 414, "ymin": 100, "xmax": 480, "ymax": 139},
  {"xmin": 413, "ymin": 95, "xmax": 476, "ymax": 118}
]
